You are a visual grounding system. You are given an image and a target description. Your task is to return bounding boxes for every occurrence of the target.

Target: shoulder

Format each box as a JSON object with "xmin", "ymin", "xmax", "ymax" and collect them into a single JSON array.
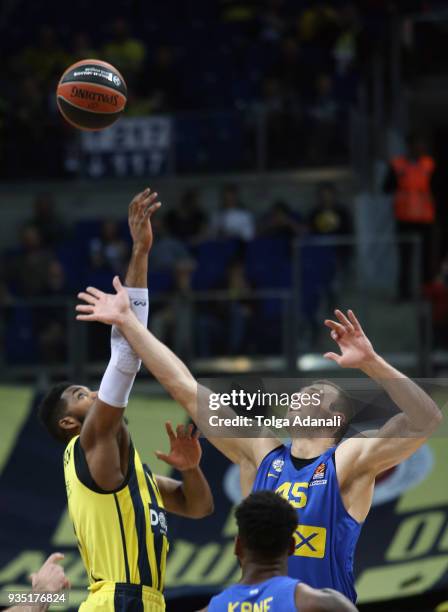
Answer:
[{"xmin": 254, "ymin": 440, "xmax": 286, "ymax": 468}]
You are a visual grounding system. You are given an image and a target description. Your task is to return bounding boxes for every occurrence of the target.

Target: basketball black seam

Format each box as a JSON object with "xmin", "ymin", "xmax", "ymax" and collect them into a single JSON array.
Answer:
[
  {"xmin": 58, "ymin": 80, "xmax": 127, "ymax": 97},
  {"xmin": 57, "ymin": 96, "xmax": 124, "ymax": 115}
]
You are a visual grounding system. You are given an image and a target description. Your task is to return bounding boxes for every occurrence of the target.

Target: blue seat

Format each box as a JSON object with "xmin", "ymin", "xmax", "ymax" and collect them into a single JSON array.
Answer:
[
  {"xmin": 192, "ymin": 239, "xmax": 239, "ymax": 290},
  {"xmin": 245, "ymin": 238, "xmax": 291, "ymax": 289}
]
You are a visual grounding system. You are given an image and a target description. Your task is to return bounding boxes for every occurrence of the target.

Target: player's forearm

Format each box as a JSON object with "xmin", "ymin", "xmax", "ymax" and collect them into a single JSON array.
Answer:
[
  {"xmin": 125, "ymin": 245, "xmax": 148, "ymax": 288},
  {"xmin": 361, "ymin": 355, "xmax": 442, "ymax": 433},
  {"xmin": 119, "ymin": 313, "xmax": 197, "ymax": 412},
  {"xmin": 179, "ymin": 466, "xmax": 214, "ymax": 518}
]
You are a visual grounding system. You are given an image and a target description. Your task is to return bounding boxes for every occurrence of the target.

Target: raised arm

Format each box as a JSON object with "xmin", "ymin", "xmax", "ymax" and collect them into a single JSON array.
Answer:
[
  {"xmin": 76, "ymin": 278, "xmax": 278, "ymax": 471},
  {"xmin": 79, "ymin": 189, "xmax": 160, "ymax": 490},
  {"xmin": 154, "ymin": 422, "xmax": 214, "ymax": 518},
  {"xmin": 325, "ymin": 310, "xmax": 442, "ymax": 478}
]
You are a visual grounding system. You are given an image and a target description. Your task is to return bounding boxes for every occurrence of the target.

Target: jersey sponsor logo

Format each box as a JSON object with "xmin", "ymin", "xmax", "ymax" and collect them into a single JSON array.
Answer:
[
  {"xmin": 312, "ymin": 463, "xmax": 326, "ymax": 480},
  {"xmin": 293, "ymin": 525, "xmax": 327, "ymax": 558},
  {"xmin": 150, "ymin": 508, "xmax": 168, "ymax": 536},
  {"xmin": 267, "ymin": 473, "xmax": 280, "ymax": 479},
  {"xmin": 272, "ymin": 459, "xmax": 284, "ymax": 473},
  {"xmin": 309, "ymin": 479, "xmax": 327, "ymax": 487}
]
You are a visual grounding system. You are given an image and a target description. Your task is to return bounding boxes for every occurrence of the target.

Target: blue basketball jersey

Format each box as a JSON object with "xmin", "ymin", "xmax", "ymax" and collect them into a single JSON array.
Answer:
[
  {"xmin": 208, "ymin": 576, "xmax": 299, "ymax": 611},
  {"xmin": 252, "ymin": 444, "xmax": 362, "ymax": 602}
]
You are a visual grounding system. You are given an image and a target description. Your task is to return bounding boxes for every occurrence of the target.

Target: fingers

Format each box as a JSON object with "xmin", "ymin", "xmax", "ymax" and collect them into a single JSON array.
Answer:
[
  {"xmin": 165, "ymin": 421, "xmax": 176, "ymax": 443},
  {"xmin": 46, "ymin": 552, "xmax": 65, "ymax": 564},
  {"xmin": 347, "ymin": 309, "xmax": 363, "ymax": 332},
  {"xmin": 77, "ymin": 291, "xmax": 98, "ymax": 305},
  {"xmin": 76, "ymin": 304, "xmax": 94, "ymax": 314},
  {"xmin": 143, "ymin": 201, "xmax": 162, "ymax": 218},
  {"xmin": 130, "ymin": 187, "xmax": 151, "ymax": 209},
  {"xmin": 76, "ymin": 314, "xmax": 97, "ymax": 322},
  {"xmin": 193, "ymin": 428, "xmax": 201, "ymax": 440},
  {"xmin": 323, "ymin": 351, "xmax": 342, "ymax": 364},
  {"xmin": 324, "ymin": 319, "xmax": 345, "ymax": 336},
  {"xmin": 334, "ymin": 309, "xmax": 354, "ymax": 333},
  {"xmin": 176, "ymin": 424, "xmax": 187, "ymax": 439},
  {"xmin": 112, "ymin": 276, "xmax": 123, "ymax": 293},
  {"xmin": 155, "ymin": 451, "xmax": 171, "ymax": 464}
]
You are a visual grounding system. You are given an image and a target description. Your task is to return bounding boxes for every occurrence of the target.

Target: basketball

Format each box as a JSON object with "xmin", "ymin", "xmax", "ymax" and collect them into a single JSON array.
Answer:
[{"xmin": 56, "ymin": 59, "xmax": 127, "ymax": 131}]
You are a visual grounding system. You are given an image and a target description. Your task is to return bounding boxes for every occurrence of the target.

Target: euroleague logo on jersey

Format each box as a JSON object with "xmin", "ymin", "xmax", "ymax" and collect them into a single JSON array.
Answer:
[
  {"xmin": 309, "ymin": 462, "xmax": 328, "ymax": 487},
  {"xmin": 272, "ymin": 459, "xmax": 284, "ymax": 473}
]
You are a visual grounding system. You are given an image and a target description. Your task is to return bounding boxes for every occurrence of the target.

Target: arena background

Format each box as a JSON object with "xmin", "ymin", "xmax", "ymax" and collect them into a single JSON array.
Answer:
[{"xmin": 1, "ymin": 1, "xmax": 448, "ymax": 611}]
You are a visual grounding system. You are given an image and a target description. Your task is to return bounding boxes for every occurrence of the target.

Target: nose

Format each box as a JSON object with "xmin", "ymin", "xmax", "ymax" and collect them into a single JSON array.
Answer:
[{"xmin": 91, "ymin": 391, "xmax": 98, "ymax": 400}]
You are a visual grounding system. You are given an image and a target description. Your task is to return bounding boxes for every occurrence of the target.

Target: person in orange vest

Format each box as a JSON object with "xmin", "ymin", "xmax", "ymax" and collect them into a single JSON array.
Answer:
[{"xmin": 383, "ymin": 133, "xmax": 437, "ymax": 300}]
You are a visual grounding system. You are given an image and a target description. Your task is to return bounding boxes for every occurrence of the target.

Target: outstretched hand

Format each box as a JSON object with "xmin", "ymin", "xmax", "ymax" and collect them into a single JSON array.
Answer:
[
  {"xmin": 324, "ymin": 309, "xmax": 377, "ymax": 369},
  {"xmin": 155, "ymin": 422, "xmax": 202, "ymax": 472},
  {"xmin": 76, "ymin": 276, "xmax": 131, "ymax": 326},
  {"xmin": 128, "ymin": 187, "xmax": 161, "ymax": 252}
]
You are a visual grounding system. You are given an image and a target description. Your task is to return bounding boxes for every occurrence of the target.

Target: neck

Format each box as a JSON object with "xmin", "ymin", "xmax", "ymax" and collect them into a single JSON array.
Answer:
[
  {"xmin": 240, "ymin": 557, "xmax": 288, "ymax": 585},
  {"xmin": 290, "ymin": 436, "xmax": 335, "ymax": 459}
]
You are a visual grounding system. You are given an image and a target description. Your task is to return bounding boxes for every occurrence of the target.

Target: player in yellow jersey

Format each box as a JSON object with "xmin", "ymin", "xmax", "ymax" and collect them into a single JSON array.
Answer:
[{"xmin": 37, "ymin": 189, "xmax": 214, "ymax": 612}]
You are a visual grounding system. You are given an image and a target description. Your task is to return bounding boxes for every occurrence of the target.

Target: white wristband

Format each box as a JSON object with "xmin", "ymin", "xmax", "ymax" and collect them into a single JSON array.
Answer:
[
  {"xmin": 110, "ymin": 287, "xmax": 149, "ymax": 375},
  {"xmin": 98, "ymin": 287, "xmax": 149, "ymax": 408},
  {"xmin": 98, "ymin": 361, "xmax": 136, "ymax": 408}
]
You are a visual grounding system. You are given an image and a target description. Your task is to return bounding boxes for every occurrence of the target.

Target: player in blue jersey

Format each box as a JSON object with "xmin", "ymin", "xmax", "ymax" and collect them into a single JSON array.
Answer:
[
  {"xmin": 197, "ymin": 491, "xmax": 357, "ymax": 612},
  {"xmin": 76, "ymin": 281, "xmax": 443, "ymax": 602}
]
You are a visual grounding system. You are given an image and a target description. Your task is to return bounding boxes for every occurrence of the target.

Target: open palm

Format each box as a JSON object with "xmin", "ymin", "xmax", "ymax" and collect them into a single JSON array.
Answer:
[
  {"xmin": 76, "ymin": 276, "xmax": 131, "ymax": 326},
  {"xmin": 324, "ymin": 309, "xmax": 376, "ymax": 369},
  {"xmin": 155, "ymin": 422, "xmax": 202, "ymax": 472}
]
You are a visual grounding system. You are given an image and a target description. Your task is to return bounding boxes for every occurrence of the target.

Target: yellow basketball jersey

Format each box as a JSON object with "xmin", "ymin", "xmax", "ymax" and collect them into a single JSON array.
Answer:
[{"xmin": 63, "ymin": 435, "xmax": 169, "ymax": 596}]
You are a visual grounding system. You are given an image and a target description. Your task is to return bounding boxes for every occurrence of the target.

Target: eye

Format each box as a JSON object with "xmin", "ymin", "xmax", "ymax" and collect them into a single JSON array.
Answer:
[{"xmin": 78, "ymin": 392, "xmax": 86, "ymax": 400}]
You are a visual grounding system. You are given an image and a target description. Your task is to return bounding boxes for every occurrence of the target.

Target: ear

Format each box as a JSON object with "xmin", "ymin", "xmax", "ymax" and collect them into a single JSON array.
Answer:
[
  {"xmin": 59, "ymin": 416, "xmax": 79, "ymax": 432},
  {"xmin": 288, "ymin": 536, "xmax": 296, "ymax": 557},
  {"xmin": 234, "ymin": 536, "xmax": 242, "ymax": 559}
]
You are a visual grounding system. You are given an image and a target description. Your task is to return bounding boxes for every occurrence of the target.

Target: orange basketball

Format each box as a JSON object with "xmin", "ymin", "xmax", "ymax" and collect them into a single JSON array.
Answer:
[{"xmin": 56, "ymin": 59, "xmax": 127, "ymax": 131}]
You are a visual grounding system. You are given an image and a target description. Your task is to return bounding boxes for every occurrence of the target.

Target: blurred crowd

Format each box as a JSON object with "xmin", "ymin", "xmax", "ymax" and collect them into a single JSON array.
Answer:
[
  {"xmin": 0, "ymin": 0, "xmax": 388, "ymax": 177},
  {"xmin": 0, "ymin": 184, "xmax": 352, "ymax": 364}
]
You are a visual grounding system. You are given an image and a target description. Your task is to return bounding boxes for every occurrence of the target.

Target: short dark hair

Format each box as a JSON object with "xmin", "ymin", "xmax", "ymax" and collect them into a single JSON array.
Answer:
[
  {"xmin": 37, "ymin": 382, "xmax": 72, "ymax": 443},
  {"xmin": 314, "ymin": 379, "xmax": 355, "ymax": 442},
  {"xmin": 235, "ymin": 491, "xmax": 298, "ymax": 560}
]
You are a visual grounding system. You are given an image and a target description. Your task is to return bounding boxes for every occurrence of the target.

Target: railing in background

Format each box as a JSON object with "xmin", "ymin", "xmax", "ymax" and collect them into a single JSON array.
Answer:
[
  {"xmin": 1, "ymin": 107, "xmax": 351, "ymax": 181},
  {"xmin": 0, "ymin": 236, "xmax": 433, "ymax": 382}
]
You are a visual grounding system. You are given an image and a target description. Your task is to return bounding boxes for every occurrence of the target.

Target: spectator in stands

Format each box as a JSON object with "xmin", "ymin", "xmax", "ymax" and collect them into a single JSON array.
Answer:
[
  {"xmin": 210, "ymin": 184, "xmax": 255, "ymax": 242},
  {"xmin": 423, "ymin": 256, "xmax": 448, "ymax": 348},
  {"xmin": 308, "ymin": 182, "xmax": 352, "ymax": 237},
  {"xmin": 197, "ymin": 258, "xmax": 256, "ymax": 356},
  {"xmin": 297, "ymin": 1, "xmax": 339, "ymax": 49},
  {"xmin": 139, "ymin": 45, "xmax": 181, "ymax": 113},
  {"xmin": 383, "ymin": 133, "xmax": 437, "ymax": 300},
  {"xmin": 150, "ymin": 215, "xmax": 191, "ymax": 271},
  {"xmin": 28, "ymin": 193, "xmax": 65, "ymax": 246},
  {"xmin": 102, "ymin": 19, "xmax": 145, "ymax": 88},
  {"xmin": 258, "ymin": 0, "xmax": 287, "ymax": 42},
  {"xmin": 150, "ymin": 258, "xmax": 196, "ymax": 361},
  {"xmin": 89, "ymin": 220, "xmax": 128, "ymax": 277},
  {"xmin": 271, "ymin": 37, "xmax": 307, "ymax": 100},
  {"xmin": 37, "ymin": 259, "xmax": 69, "ymax": 363},
  {"xmin": 257, "ymin": 200, "xmax": 303, "ymax": 241},
  {"xmin": 70, "ymin": 32, "xmax": 97, "ymax": 62},
  {"xmin": 307, "ymin": 74, "xmax": 341, "ymax": 164},
  {"xmin": 165, "ymin": 189, "xmax": 207, "ymax": 244},
  {"xmin": 8, "ymin": 225, "xmax": 53, "ymax": 297},
  {"xmin": 12, "ymin": 25, "xmax": 68, "ymax": 85}
]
